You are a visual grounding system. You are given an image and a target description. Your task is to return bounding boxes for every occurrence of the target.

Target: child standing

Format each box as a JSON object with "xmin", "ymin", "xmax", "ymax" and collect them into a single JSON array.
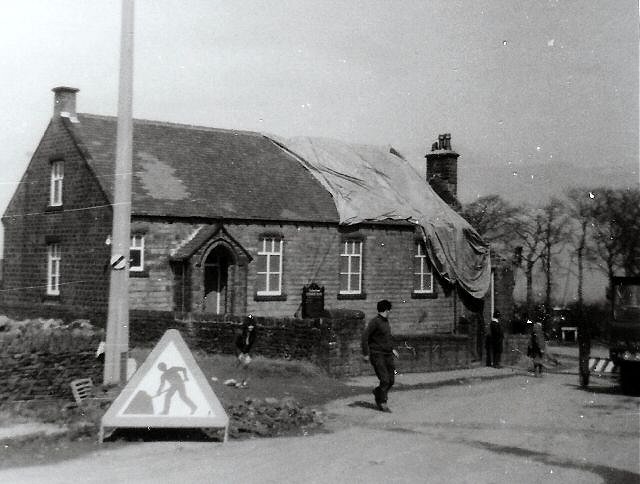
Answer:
[{"xmin": 235, "ymin": 318, "xmax": 257, "ymax": 388}]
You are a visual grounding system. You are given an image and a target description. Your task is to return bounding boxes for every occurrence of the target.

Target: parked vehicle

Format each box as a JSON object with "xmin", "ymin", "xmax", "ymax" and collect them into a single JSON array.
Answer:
[{"xmin": 609, "ymin": 277, "xmax": 640, "ymax": 393}]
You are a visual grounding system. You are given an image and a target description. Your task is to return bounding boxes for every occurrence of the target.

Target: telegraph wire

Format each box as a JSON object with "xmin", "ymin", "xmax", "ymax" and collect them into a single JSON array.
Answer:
[
  {"xmin": 0, "ymin": 169, "xmax": 143, "ymax": 187},
  {"xmin": 3, "ymin": 201, "xmax": 131, "ymax": 219},
  {"xmin": 0, "ymin": 279, "xmax": 92, "ymax": 293}
]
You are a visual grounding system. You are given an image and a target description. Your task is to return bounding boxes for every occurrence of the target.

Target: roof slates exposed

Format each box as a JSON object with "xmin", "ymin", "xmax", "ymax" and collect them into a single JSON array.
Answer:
[{"xmin": 69, "ymin": 114, "xmax": 339, "ymax": 223}]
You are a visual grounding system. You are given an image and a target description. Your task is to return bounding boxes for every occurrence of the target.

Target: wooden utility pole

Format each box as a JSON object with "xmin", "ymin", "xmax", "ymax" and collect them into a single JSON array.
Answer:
[
  {"xmin": 577, "ymin": 241, "xmax": 590, "ymax": 387},
  {"xmin": 104, "ymin": 0, "xmax": 135, "ymax": 385}
]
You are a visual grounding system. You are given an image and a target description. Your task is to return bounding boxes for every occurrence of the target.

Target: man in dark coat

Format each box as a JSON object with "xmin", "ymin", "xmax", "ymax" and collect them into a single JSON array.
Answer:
[
  {"xmin": 362, "ymin": 299, "xmax": 399, "ymax": 412},
  {"xmin": 484, "ymin": 316, "xmax": 493, "ymax": 367},
  {"xmin": 490, "ymin": 311, "xmax": 504, "ymax": 368}
]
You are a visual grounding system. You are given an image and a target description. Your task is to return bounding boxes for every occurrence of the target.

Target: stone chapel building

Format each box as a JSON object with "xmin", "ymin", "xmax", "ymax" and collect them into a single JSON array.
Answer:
[{"xmin": 1, "ymin": 87, "xmax": 512, "ymax": 335}]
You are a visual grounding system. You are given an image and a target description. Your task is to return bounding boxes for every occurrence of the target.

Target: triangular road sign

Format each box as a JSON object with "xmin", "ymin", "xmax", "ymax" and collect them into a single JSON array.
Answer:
[{"xmin": 100, "ymin": 329, "xmax": 229, "ymax": 442}]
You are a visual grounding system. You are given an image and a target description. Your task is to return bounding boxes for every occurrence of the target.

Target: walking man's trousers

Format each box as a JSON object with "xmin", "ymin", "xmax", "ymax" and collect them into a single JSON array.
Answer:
[{"xmin": 370, "ymin": 352, "xmax": 395, "ymax": 403}]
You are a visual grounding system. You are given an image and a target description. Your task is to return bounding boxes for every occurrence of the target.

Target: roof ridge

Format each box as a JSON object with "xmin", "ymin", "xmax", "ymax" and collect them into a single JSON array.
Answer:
[{"xmin": 77, "ymin": 113, "xmax": 264, "ymax": 137}]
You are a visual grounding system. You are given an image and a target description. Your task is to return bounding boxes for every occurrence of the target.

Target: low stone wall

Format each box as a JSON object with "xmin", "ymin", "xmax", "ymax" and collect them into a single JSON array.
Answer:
[
  {"xmin": 0, "ymin": 330, "xmax": 104, "ymax": 406},
  {"xmin": 393, "ymin": 334, "xmax": 473, "ymax": 374},
  {"xmin": 129, "ymin": 311, "xmax": 361, "ymax": 377},
  {"xmin": 0, "ymin": 309, "xmax": 485, "ymax": 406},
  {"xmin": 129, "ymin": 311, "xmax": 475, "ymax": 378},
  {"xmin": 129, "ymin": 310, "xmax": 184, "ymax": 345}
]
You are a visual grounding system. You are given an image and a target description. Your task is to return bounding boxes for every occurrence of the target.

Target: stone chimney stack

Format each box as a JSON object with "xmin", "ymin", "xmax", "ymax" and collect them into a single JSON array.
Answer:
[
  {"xmin": 425, "ymin": 133, "xmax": 459, "ymax": 200},
  {"xmin": 52, "ymin": 86, "xmax": 79, "ymax": 118}
]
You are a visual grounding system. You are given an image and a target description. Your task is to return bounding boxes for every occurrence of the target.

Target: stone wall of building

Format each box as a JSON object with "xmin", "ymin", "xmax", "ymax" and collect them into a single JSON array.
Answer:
[
  {"xmin": 2, "ymin": 194, "xmax": 484, "ymax": 340},
  {"xmin": 1, "ymin": 117, "xmax": 112, "ymax": 315},
  {"xmin": 129, "ymin": 219, "xmax": 466, "ymax": 335},
  {"xmin": 0, "ymin": 116, "xmax": 502, "ymax": 350}
]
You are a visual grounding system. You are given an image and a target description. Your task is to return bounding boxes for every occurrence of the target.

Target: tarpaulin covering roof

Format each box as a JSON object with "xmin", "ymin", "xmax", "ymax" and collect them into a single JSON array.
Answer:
[
  {"xmin": 60, "ymin": 113, "xmax": 490, "ymax": 298},
  {"xmin": 269, "ymin": 136, "xmax": 491, "ymax": 299}
]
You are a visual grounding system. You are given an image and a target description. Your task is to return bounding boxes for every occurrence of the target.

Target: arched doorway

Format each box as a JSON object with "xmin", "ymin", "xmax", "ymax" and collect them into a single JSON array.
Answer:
[{"xmin": 203, "ymin": 246, "xmax": 233, "ymax": 314}]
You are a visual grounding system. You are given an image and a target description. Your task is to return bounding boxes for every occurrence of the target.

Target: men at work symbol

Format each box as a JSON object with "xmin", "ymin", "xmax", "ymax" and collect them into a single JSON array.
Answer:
[{"xmin": 155, "ymin": 362, "xmax": 197, "ymax": 415}]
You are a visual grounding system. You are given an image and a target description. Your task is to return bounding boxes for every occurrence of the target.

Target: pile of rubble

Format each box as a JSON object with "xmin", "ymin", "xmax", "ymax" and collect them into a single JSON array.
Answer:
[
  {"xmin": 226, "ymin": 396, "xmax": 325, "ymax": 439},
  {"xmin": 0, "ymin": 315, "xmax": 101, "ymax": 339}
]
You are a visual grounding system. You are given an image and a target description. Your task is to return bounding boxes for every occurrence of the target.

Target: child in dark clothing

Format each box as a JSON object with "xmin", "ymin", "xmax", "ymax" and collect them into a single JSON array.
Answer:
[{"xmin": 234, "ymin": 318, "xmax": 257, "ymax": 388}]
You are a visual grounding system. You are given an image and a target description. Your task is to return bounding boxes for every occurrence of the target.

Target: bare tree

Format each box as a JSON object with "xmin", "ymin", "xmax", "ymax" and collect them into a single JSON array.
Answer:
[
  {"xmin": 565, "ymin": 187, "xmax": 598, "ymax": 387},
  {"xmin": 539, "ymin": 198, "xmax": 571, "ymax": 313},
  {"xmin": 511, "ymin": 205, "xmax": 547, "ymax": 315},
  {"xmin": 617, "ymin": 188, "xmax": 640, "ymax": 276},
  {"xmin": 590, "ymin": 187, "xmax": 640, "ymax": 280},
  {"xmin": 461, "ymin": 195, "xmax": 520, "ymax": 259},
  {"xmin": 565, "ymin": 188, "xmax": 596, "ymax": 314}
]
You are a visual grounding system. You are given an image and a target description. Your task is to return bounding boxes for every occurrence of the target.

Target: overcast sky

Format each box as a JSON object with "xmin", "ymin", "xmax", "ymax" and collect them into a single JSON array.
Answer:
[{"xmin": 0, "ymin": 0, "xmax": 638, "ymax": 245}]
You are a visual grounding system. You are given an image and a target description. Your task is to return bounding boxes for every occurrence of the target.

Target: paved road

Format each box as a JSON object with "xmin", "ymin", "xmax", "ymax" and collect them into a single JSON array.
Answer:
[{"xmin": 2, "ymin": 370, "xmax": 638, "ymax": 484}]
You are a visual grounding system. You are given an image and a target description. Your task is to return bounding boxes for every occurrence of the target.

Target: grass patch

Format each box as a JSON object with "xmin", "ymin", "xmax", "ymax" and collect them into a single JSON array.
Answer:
[
  {"xmin": 190, "ymin": 351, "xmax": 357, "ymax": 407},
  {"xmin": 0, "ymin": 349, "xmax": 363, "ymax": 469},
  {"xmin": 240, "ymin": 355, "xmax": 325, "ymax": 378},
  {"xmin": 132, "ymin": 347, "xmax": 324, "ymax": 378},
  {"xmin": 130, "ymin": 348, "xmax": 355, "ymax": 407}
]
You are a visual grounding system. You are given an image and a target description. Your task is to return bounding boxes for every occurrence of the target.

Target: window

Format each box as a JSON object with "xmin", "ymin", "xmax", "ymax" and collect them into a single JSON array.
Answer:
[
  {"xmin": 130, "ymin": 235, "xmax": 145, "ymax": 272},
  {"xmin": 339, "ymin": 240, "xmax": 362, "ymax": 294},
  {"xmin": 257, "ymin": 237, "xmax": 283, "ymax": 295},
  {"xmin": 47, "ymin": 243, "xmax": 61, "ymax": 295},
  {"xmin": 50, "ymin": 160, "xmax": 64, "ymax": 206},
  {"xmin": 413, "ymin": 242, "xmax": 433, "ymax": 293}
]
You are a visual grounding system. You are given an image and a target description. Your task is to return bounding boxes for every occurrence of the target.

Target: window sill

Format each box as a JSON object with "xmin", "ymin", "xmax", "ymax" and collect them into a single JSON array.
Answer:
[
  {"xmin": 411, "ymin": 291, "xmax": 438, "ymax": 299},
  {"xmin": 254, "ymin": 293, "xmax": 287, "ymax": 302},
  {"xmin": 130, "ymin": 270, "xmax": 149, "ymax": 278},
  {"xmin": 44, "ymin": 205, "xmax": 63, "ymax": 213},
  {"xmin": 337, "ymin": 292, "xmax": 367, "ymax": 300}
]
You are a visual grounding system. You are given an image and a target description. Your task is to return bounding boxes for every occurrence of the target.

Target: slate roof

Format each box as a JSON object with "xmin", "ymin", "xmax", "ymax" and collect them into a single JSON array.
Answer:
[
  {"xmin": 170, "ymin": 224, "xmax": 253, "ymax": 262},
  {"xmin": 64, "ymin": 114, "xmax": 339, "ymax": 223}
]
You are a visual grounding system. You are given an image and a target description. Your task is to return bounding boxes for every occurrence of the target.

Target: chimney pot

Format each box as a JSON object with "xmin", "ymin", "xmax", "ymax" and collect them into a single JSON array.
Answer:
[
  {"xmin": 52, "ymin": 86, "xmax": 79, "ymax": 118},
  {"xmin": 425, "ymin": 133, "xmax": 460, "ymax": 201}
]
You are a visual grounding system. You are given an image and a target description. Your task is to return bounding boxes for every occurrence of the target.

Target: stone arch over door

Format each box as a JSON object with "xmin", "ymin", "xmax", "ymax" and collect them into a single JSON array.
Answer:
[
  {"xmin": 170, "ymin": 224, "xmax": 252, "ymax": 317},
  {"xmin": 199, "ymin": 237, "xmax": 251, "ymax": 316},
  {"xmin": 203, "ymin": 243, "xmax": 233, "ymax": 315}
]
